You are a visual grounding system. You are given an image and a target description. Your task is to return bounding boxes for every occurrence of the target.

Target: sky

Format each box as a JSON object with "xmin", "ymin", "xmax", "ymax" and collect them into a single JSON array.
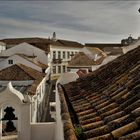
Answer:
[{"xmin": 0, "ymin": 1, "xmax": 140, "ymax": 43}]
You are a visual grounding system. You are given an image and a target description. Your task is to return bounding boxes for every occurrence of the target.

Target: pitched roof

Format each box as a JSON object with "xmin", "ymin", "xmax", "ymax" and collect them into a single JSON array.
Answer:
[
  {"xmin": 61, "ymin": 46, "xmax": 140, "ymax": 139},
  {"xmin": 55, "ymin": 39, "xmax": 84, "ymax": 48},
  {"xmin": 16, "ymin": 54, "xmax": 48, "ymax": 69},
  {"xmin": 85, "ymin": 43, "xmax": 123, "ymax": 48},
  {"xmin": 68, "ymin": 52, "xmax": 95, "ymax": 66},
  {"xmin": 1, "ymin": 37, "xmax": 84, "ymax": 48},
  {"xmin": 68, "ymin": 52, "xmax": 105, "ymax": 67},
  {"xmin": 0, "ymin": 63, "xmax": 44, "ymax": 81},
  {"xmin": 85, "ymin": 43, "xmax": 123, "ymax": 55},
  {"xmin": 0, "ymin": 37, "xmax": 46, "ymax": 45},
  {"xmin": 86, "ymin": 47, "xmax": 107, "ymax": 56}
]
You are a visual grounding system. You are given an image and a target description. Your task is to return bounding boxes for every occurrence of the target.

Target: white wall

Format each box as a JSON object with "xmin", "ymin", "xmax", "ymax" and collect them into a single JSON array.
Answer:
[
  {"xmin": 0, "ymin": 55, "xmax": 42, "ymax": 71},
  {"xmin": 31, "ymin": 70, "xmax": 50, "ymax": 123},
  {"xmin": 69, "ymin": 67, "xmax": 89, "ymax": 73},
  {"xmin": 57, "ymin": 72, "xmax": 79, "ymax": 85},
  {"xmin": 0, "ymin": 45, "xmax": 6, "ymax": 53},
  {"xmin": 81, "ymin": 47, "xmax": 95, "ymax": 59},
  {"xmin": 0, "ymin": 83, "xmax": 31, "ymax": 140},
  {"xmin": 55, "ymin": 72, "xmax": 78, "ymax": 140},
  {"xmin": 50, "ymin": 45, "xmax": 81, "ymax": 77},
  {"xmin": 31, "ymin": 122, "xmax": 55, "ymax": 140},
  {"xmin": 0, "ymin": 42, "xmax": 48, "ymax": 64},
  {"xmin": 50, "ymin": 45, "xmax": 80, "ymax": 61},
  {"xmin": 91, "ymin": 55, "xmax": 118, "ymax": 71}
]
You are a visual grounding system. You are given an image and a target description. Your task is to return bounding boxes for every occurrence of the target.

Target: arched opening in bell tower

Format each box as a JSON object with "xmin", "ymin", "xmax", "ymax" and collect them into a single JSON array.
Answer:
[{"xmin": 1, "ymin": 105, "xmax": 18, "ymax": 139}]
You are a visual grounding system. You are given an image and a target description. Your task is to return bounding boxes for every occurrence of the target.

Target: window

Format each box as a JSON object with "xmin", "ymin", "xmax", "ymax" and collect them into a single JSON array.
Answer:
[
  {"xmin": 8, "ymin": 60, "xmax": 13, "ymax": 64},
  {"xmin": 63, "ymin": 66, "xmax": 66, "ymax": 73},
  {"xmin": 71, "ymin": 52, "xmax": 74, "ymax": 57},
  {"xmin": 53, "ymin": 66, "xmax": 56, "ymax": 74},
  {"xmin": 58, "ymin": 51, "xmax": 61, "ymax": 59},
  {"xmin": 63, "ymin": 51, "xmax": 65, "ymax": 59},
  {"xmin": 67, "ymin": 68, "xmax": 70, "ymax": 72},
  {"xmin": 53, "ymin": 51, "xmax": 56, "ymax": 59},
  {"xmin": 67, "ymin": 52, "xmax": 70, "ymax": 59},
  {"xmin": 42, "ymin": 69, "xmax": 46, "ymax": 73},
  {"xmin": 58, "ymin": 66, "xmax": 61, "ymax": 73}
]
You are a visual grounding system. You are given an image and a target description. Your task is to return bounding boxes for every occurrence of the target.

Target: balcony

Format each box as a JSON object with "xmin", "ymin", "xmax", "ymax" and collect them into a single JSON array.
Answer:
[{"xmin": 52, "ymin": 58, "xmax": 62, "ymax": 64}]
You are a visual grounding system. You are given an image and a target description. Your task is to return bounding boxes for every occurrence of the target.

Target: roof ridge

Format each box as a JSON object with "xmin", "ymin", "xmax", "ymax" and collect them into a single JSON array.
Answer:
[{"xmin": 16, "ymin": 63, "xmax": 44, "ymax": 80}]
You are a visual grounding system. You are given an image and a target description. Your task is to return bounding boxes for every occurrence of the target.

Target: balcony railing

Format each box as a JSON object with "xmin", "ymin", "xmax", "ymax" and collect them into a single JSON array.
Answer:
[{"xmin": 52, "ymin": 58, "xmax": 62, "ymax": 64}]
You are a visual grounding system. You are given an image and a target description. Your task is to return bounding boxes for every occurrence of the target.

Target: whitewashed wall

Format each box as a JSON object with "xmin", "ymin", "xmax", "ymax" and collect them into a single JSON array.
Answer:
[
  {"xmin": 31, "ymin": 122, "xmax": 55, "ymax": 140},
  {"xmin": 50, "ymin": 45, "xmax": 81, "ymax": 77},
  {"xmin": 0, "ymin": 55, "xmax": 42, "ymax": 71},
  {"xmin": 0, "ymin": 42, "xmax": 48, "ymax": 64},
  {"xmin": 55, "ymin": 72, "xmax": 79, "ymax": 140},
  {"xmin": 31, "ymin": 69, "xmax": 50, "ymax": 122},
  {"xmin": 0, "ymin": 83, "xmax": 31, "ymax": 140}
]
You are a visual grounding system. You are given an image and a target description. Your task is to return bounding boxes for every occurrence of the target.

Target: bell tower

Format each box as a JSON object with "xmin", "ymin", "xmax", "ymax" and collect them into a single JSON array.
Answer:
[{"xmin": 0, "ymin": 82, "xmax": 31, "ymax": 140}]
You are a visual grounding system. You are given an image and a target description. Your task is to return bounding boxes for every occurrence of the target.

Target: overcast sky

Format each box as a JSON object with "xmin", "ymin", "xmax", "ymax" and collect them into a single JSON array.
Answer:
[{"xmin": 0, "ymin": 1, "xmax": 139, "ymax": 43}]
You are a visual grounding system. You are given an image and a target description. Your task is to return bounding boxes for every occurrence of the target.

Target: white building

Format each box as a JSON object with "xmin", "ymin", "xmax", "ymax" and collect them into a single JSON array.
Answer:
[
  {"xmin": 0, "ymin": 63, "xmax": 51, "ymax": 123},
  {"xmin": 0, "ymin": 82, "xmax": 55, "ymax": 140},
  {"xmin": 68, "ymin": 47, "xmax": 107, "ymax": 72},
  {"xmin": 0, "ymin": 35, "xmax": 84, "ymax": 79},
  {"xmin": 0, "ymin": 54, "xmax": 48, "ymax": 73},
  {"xmin": 49, "ymin": 40, "xmax": 83, "ymax": 79},
  {"xmin": 0, "ymin": 42, "xmax": 49, "ymax": 65},
  {"xmin": 0, "ymin": 42, "xmax": 6, "ymax": 52}
]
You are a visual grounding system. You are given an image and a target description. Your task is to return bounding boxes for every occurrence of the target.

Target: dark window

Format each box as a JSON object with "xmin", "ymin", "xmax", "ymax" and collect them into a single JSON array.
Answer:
[
  {"xmin": 42, "ymin": 69, "xmax": 46, "ymax": 73},
  {"xmin": 53, "ymin": 66, "xmax": 56, "ymax": 74},
  {"xmin": 58, "ymin": 51, "xmax": 61, "ymax": 59},
  {"xmin": 67, "ymin": 52, "xmax": 70, "ymax": 59},
  {"xmin": 71, "ymin": 52, "xmax": 74, "ymax": 57},
  {"xmin": 8, "ymin": 60, "xmax": 13, "ymax": 64},
  {"xmin": 58, "ymin": 66, "xmax": 61, "ymax": 73},
  {"xmin": 63, "ymin": 51, "xmax": 65, "ymax": 59},
  {"xmin": 63, "ymin": 66, "xmax": 66, "ymax": 73},
  {"xmin": 53, "ymin": 51, "xmax": 56, "ymax": 59}
]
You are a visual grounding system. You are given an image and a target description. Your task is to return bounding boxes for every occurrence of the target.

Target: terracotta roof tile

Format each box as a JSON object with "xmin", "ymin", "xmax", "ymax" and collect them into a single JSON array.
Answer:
[
  {"xmin": 0, "ymin": 63, "xmax": 43, "ymax": 80},
  {"xmin": 0, "ymin": 37, "xmax": 84, "ymax": 50},
  {"xmin": 68, "ymin": 52, "xmax": 105, "ymax": 67},
  {"xmin": 16, "ymin": 54, "xmax": 48, "ymax": 69},
  {"xmin": 60, "ymin": 46, "xmax": 140, "ymax": 139},
  {"xmin": 85, "ymin": 43, "xmax": 123, "ymax": 48},
  {"xmin": 85, "ymin": 43, "xmax": 123, "ymax": 55}
]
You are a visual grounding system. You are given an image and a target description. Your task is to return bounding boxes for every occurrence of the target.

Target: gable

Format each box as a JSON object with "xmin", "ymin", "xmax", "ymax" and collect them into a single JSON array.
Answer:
[
  {"xmin": 0, "ymin": 65, "xmax": 34, "ymax": 81},
  {"xmin": 0, "ymin": 64, "xmax": 44, "ymax": 81},
  {"xmin": 62, "ymin": 46, "xmax": 140, "ymax": 140},
  {"xmin": 1, "ymin": 42, "xmax": 46, "ymax": 57}
]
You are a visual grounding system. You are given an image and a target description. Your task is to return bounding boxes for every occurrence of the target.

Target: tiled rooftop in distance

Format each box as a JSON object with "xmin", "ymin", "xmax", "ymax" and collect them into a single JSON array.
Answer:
[
  {"xmin": 61, "ymin": 46, "xmax": 140, "ymax": 140},
  {"xmin": 1, "ymin": 37, "xmax": 84, "ymax": 49}
]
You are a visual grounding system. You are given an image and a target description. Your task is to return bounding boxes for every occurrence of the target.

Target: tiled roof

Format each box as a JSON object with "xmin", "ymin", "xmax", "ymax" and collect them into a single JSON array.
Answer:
[
  {"xmin": 58, "ymin": 84, "xmax": 77, "ymax": 140},
  {"xmin": 85, "ymin": 44, "xmax": 123, "ymax": 55},
  {"xmin": 55, "ymin": 39, "xmax": 84, "ymax": 48},
  {"xmin": 68, "ymin": 52, "xmax": 105, "ymax": 67},
  {"xmin": 86, "ymin": 47, "xmax": 107, "ymax": 57},
  {"xmin": 1, "ymin": 37, "xmax": 84, "ymax": 48},
  {"xmin": 69, "ymin": 52, "xmax": 95, "ymax": 66},
  {"xmin": 16, "ymin": 54, "xmax": 48, "ymax": 69},
  {"xmin": 85, "ymin": 43, "xmax": 123, "ymax": 48},
  {"xmin": 0, "ymin": 37, "xmax": 46, "ymax": 45},
  {"xmin": 62, "ymin": 46, "xmax": 140, "ymax": 139},
  {"xmin": 0, "ymin": 63, "xmax": 44, "ymax": 81}
]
